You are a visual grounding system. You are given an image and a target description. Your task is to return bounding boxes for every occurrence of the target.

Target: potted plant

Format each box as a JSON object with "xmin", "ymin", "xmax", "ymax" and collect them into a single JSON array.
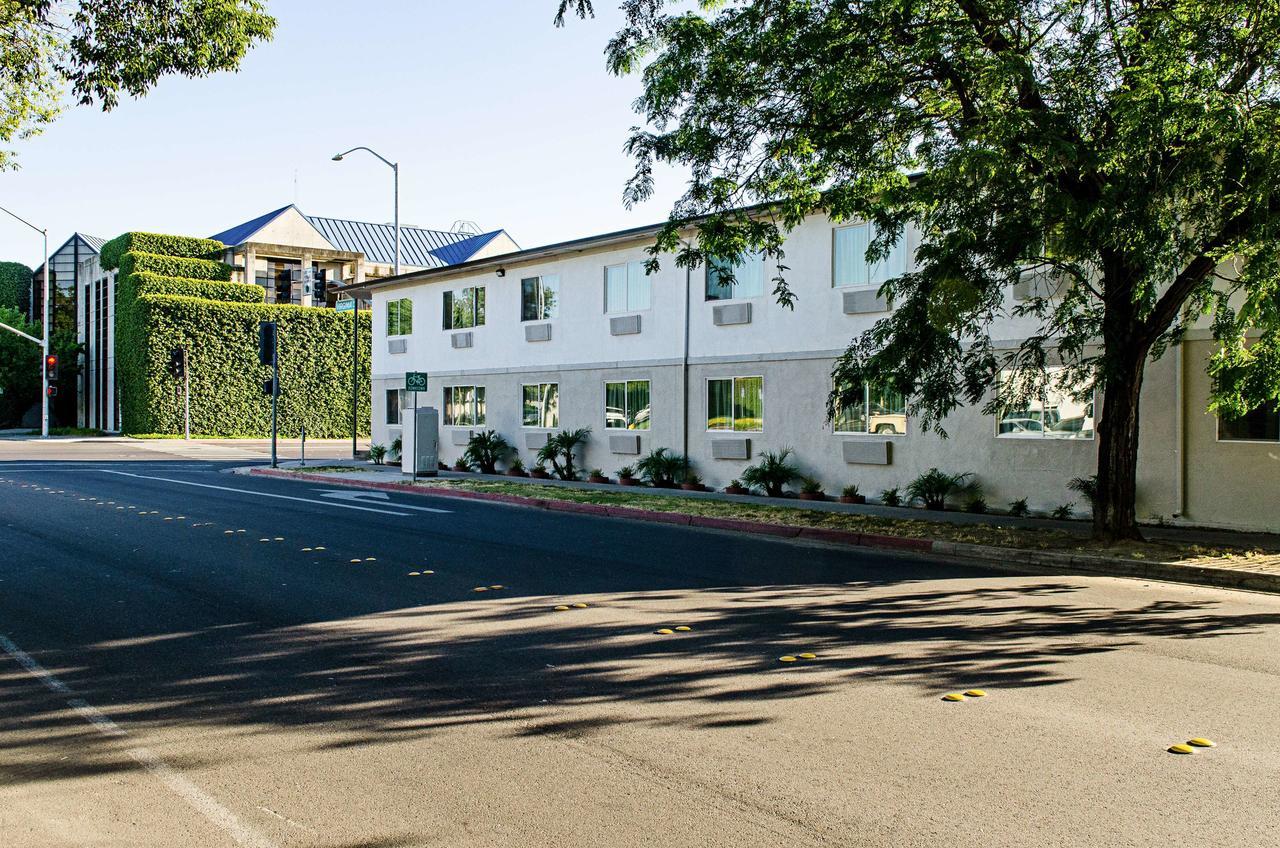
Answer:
[
  {"xmin": 906, "ymin": 468, "xmax": 978, "ymax": 511},
  {"xmin": 536, "ymin": 427, "xmax": 592, "ymax": 480},
  {"xmin": 740, "ymin": 448, "xmax": 801, "ymax": 497},
  {"xmin": 369, "ymin": 443, "xmax": 387, "ymax": 465},
  {"xmin": 617, "ymin": 465, "xmax": 640, "ymax": 486},
  {"xmin": 798, "ymin": 477, "xmax": 826, "ymax": 501},
  {"xmin": 724, "ymin": 478, "xmax": 749, "ymax": 496},
  {"xmin": 840, "ymin": 484, "xmax": 866, "ymax": 505},
  {"xmin": 680, "ymin": 473, "xmax": 707, "ymax": 492},
  {"xmin": 636, "ymin": 447, "xmax": 689, "ymax": 489},
  {"xmin": 530, "ymin": 459, "xmax": 551, "ymax": 479},
  {"xmin": 506, "ymin": 456, "xmax": 528, "ymax": 477},
  {"xmin": 462, "ymin": 429, "xmax": 512, "ymax": 474},
  {"xmin": 880, "ymin": 486, "xmax": 901, "ymax": 507},
  {"xmin": 452, "ymin": 458, "xmax": 470, "ymax": 472},
  {"xmin": 588, "ymin": 467, "xmax": 611, "ymax": 484}
]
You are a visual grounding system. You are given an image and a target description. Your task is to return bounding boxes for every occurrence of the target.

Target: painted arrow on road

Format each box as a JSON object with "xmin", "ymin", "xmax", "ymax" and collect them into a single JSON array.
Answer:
[{"xmin": 315, "ymin": 489, "xmax": 452, "ymax": 514}]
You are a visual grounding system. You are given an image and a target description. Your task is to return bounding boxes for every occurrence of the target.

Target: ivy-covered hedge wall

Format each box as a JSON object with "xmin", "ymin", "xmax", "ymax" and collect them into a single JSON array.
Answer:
[
  {"xmin": 100, "ymin": 232, "xmax": 225, "ymax": 271},
  {"xmin": 0, "ymin": 261, "xmax": 32, "ymax": 312},
  {"xmin": 113, "ymin": 231, "xmax": 370, "ymax": 437},
  {"xmin": 119, "ymin": 251, "xmax": 232, "ymax": 283}
]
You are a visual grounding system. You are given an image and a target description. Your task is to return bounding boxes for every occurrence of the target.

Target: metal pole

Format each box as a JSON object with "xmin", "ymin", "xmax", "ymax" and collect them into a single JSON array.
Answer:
[
  {"xmin": 41, "ymin": 230, "xmax": 48, "ymax": 438},
  {"xmin": 270, "ymin": 322, "xmax": 279, "ymax": 469},
  {"xmin": 412, "ymin": 389, "xmax": 418, "ymax": 482},
  {"xmin": 351, "ymin": 297, "xmax": 358, "ymax": 460},
  {"xmin": 300, "ymin": 423, "xmax": 306, "ymax": 467},
  {"xmin": 183, "ymin": 347, "xmax": 191, "ymax": 440},
  {"xmin": 393, "ymin": 163, "xmax": 401, "ymax": 276}
]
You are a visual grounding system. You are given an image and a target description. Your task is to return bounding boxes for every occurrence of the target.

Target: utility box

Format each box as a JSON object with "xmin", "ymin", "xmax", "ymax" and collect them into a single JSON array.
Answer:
[{"xmin": 406, "ymin": 406, "xmax": 440, "ymax": 478}]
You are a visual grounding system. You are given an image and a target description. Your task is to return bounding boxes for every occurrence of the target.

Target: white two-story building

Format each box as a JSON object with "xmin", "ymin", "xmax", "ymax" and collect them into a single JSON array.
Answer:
[{"xmin": 350, "ymin": 213, "xmax": 1279, "ymax": 532}]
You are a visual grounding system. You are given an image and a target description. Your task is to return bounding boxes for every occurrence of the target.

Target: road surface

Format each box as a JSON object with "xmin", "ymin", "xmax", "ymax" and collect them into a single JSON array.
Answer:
[{"xmin": 1, "ymin": 442, "xmax": 1278, "ymax": 847}]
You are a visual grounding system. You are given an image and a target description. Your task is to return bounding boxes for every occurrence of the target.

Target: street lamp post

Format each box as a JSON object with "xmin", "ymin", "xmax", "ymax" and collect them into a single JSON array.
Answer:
[
  {"xmin": 1, "ymin": 205, "xmax": 49, "ymax": 438},
  {"xmin": 333, "ymin": 146, "xmax": 401, "ymax": 462}
]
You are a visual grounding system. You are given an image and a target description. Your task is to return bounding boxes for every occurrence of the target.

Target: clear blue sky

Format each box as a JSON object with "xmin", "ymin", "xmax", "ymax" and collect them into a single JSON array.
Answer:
[{"xmin": 0, "ymin": 0, "xmax": 686, "ymax": 266}]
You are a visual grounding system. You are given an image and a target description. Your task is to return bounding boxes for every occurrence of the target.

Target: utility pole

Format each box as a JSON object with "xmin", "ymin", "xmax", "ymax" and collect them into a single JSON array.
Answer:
[{"xmin": 0, "ymin": 205, "xmax": 49, "ymax": 437}]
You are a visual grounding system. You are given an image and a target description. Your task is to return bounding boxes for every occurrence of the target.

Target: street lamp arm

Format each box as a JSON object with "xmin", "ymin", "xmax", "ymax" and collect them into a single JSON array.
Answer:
[
  {"xmin": 0, "ymin": 204, "xmax": 46, "ymax": 236},
  {"xmin": 332, "ymin": 146, "xmax": 397, "ymax": 170},
  {"xmin": 0, "ymin": 319, "xmax": 42, "ymax": 345}
]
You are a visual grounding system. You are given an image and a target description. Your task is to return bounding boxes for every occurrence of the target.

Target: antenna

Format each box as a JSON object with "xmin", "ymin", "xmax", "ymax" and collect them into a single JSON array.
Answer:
[
  {"xmin": 293, "ymin": 169, "xmax": 299, "ymax": 204},
  {"xmin": 450, "ymin": 219, "xmax": 482, "ymax": 235}
]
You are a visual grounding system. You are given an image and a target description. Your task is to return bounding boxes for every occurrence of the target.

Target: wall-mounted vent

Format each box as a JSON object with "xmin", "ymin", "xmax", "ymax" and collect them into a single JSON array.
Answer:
[
  {"xmin": 842, "ymin": 289, "xmax": 890, "ymax": 314},
  {"xmin": 712, "ymin": 303, "xmax": 752, "ymax": 326},
  {"xmin": 450, "ymin": 429, "xmax": 473, "ymax": 446},
  {"xmin": 610, "ymin": 315, "xmax": 642, "ymax": 336},
  {"xmin": 524, "ymin": 323, "xmax": 552, "ymax": 342},
  {"xmin": 525, "ymin": 431, "xmax": 551, "ymax": 449},
  {"xmin": 710, "ymin": 438, "xmax": 751, "ymax": 460},
  {"xmin": 387, "ymin": 338, "xmax": 408, "ymax": 354},
  {"xmin": 609, "ymin": 434, "xmax": 641, "ymax": 455},
  {"xmin": 841, "ymin": 440, "xmax": 892, "ymax": 465},
  {"xmin": 451, "ymin": 332, "xmax": 473, "ymax": 349}
]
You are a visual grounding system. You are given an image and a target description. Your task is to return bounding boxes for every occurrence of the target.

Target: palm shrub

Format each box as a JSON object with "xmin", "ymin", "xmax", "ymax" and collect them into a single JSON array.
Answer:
[
  {"xmin": 1068, "ymin": 475, "xmax": 1099, "ymax": 510},
  {"xmin": 390, "ymin": 436, "xmax": 402, "ymax": 461},
  {"xmin": 462, "ymin": 429, "xmax": 512, "ymax": 474},
  {"xmin": 537, "ymin": 427, "xmax": 591, "ymax": 480},
  {"xmin": 741, "ymin": 448, "xmax": 800, "ymax": 497},
  {"xmin": 1008, "ymin": 498, "xmax": 1030, "ymax": 518},
  {"xmin": 880, "ymin": 487, "xmax": 902, "ymax": 507},
  {"xmin": 906, "ymin": 468, "xmax": 978, "ymax": 511},
  {"xmin": 636, "ymin": 446, "xmax": 689, "ymax": 487},
  {"xmin": 369, "ymin": 444, "xmax": 387, "ymax": 465}
]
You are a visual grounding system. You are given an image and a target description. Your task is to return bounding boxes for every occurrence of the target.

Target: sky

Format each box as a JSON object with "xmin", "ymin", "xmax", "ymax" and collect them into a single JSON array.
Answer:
[{"xmin": 0, "ymin": 0, "xmax": 687, "ymax": 266}]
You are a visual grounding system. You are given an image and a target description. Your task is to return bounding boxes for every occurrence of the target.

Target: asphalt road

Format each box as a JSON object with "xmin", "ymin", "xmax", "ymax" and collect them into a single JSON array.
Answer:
[{"xmin": 2, "ymin": 444, "xmax": 1279, "ymax": 847}]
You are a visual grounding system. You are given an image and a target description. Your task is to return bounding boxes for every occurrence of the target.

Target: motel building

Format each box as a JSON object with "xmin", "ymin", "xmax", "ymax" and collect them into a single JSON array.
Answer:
[
  {"xmin": 64, "ymin": 205, "xmax": 517, "ymax": 431},
  {"xmin": 348, "ymin": 212, "xmax": 1279, "ymax": 534}
]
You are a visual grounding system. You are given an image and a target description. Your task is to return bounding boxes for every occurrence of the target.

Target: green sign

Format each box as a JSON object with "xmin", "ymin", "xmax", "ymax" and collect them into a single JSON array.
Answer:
[{"xmin": 406, "ymin": 372, "xmax": 428, "ymax": 392}]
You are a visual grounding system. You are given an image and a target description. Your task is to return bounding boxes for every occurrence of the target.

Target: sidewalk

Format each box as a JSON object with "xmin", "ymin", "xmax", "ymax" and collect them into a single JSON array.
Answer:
[{"xmin": 244, "ymin": 461, "xmax": 1280, "ymax": 594}]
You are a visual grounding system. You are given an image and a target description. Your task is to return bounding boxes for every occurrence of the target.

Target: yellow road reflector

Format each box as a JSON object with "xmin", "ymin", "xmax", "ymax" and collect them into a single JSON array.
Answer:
[
  {"xmin": 798, "ymin": 652, "xmax": 817, "ymax": 659},
  {"xmin": 473, "ymin": 587, "xmax": 489, "ymax": 592},
  {"xmin": 421, "ymin": 569, "xmax": 433, "ymax": 574},
  {"xmin": 656, "ymin": 628, "xmax": 675, "ymax": 635},
  {"xmin": 315, "ymin": 546, "xmax": 326, "ymax": 550},
  {"xmin": 302, "ymin": 548, "xmax": 313, "ymax": 552},
  {"xmin": 408, "ymin": 571, "xmax": 421, "ymax": 576},
  {"xmin": 1188, "ymin": 738, "xmax": 1216, "ymax": 748},
  {"xmin": 164, "ymin": 517, "xmax": 173, "ymax": 521},
  {"xmin": 259, "ymin": 538, "xmax": 270, "ymax": 542},
  {"xmin": 236, "ymin": 529, "xmax": 246, "ymax": 533},
  {"xmin": 350, "ymin": 559, "xmax": 362, "ymax": 563},
  {"xmin": 176, "ymin": 515, "xmax": 185, "ymax": 519},
  {"xmin": 1168, "ymin": 744, "xmax": 1195, "ymax": 755},
  {"xmin": 224, "ymin": 530, "xmax": 234, "ymax": 535},
  {"xmin": 778, "ymin": 655, "xmax": 798, "ymax": 663},
  {"xmin": 274, "ymin": 537, "xmax": 284, "ymax": 541},
  {"xmin": 674, "ymin": 626, "xmax": 692, "ymax": 632},
  {"xmin": 554, "ymin": 605, "xmax": 571, "ymax": 611},
  {"xmin": 490, "ymin": 584, "xmax": 504, "ymax": 589},
  {"xmin": 365, "ymin": 557, "xmax": 376, "ymax": 562},
  {"xmin": 964, "ymin": 689, "xmax": 987, "ymax": 698},
  {"xmin": 942, "ymin": 693, "xmax": 966, "ymax": 702},
  {"xmin": 571, "ymin": 603, "xmax": 588, "ymax": 609}
]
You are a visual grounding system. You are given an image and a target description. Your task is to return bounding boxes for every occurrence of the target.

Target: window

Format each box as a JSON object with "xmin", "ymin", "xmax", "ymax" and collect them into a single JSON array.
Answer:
[
  {"xmin": 707, "ymin": 376, "xmax": 763, "ymax": 432},
  {"xmin": 833, "ymin": 223, "xmax": 907, "ymax": 288},
  {"xmin": 521, "ymin": 275, "xmax": 559, "ymax": 321},
  {"xmin": 1219, "ymin": 401, "xmax": 1280, "ymax": 442},
  {"xmin": 605, "ymin": 380, "xmax": 651, "ymax": 430},
  {"xmin": 996, "ymin": 369, "xmax": 1095, "ymax": 439},
  {"xmin": 385, "ymin": 389, "xmax": 405, "ymax": 426},
  {"xmin": 443, "ymin": 286, "xmax": 485, "ymax": 330},
  {"xmin": 386, "ymin": 298, "xmax": 413, "ymax": 336},
  {"xmin": 705, "ymin": 252, "xmax": 765, "ymax": 300},
  {"xmin": 834, "ymin": 384, "xmax": 907, "ymax": 435},
  {"xmin": 604, "ymin": 261, "xmax": 651, "ymax": 313},
  {"xmin": 522, "ymin": 383, "xmax": 559, "ymax": 428},
  {"xmin": 444, "ymin": 385, "xmax": 486, "ymax": 427}
]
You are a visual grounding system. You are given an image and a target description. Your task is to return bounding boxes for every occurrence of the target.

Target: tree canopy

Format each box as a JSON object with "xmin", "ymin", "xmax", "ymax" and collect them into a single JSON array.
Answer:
[
  {"xmin": 558, "ymin": 0, "xmax": 1280, "ymax": 540},
  {"xmin": 0, "ymin": 0, "xmax": 275, "ymax": 168}
]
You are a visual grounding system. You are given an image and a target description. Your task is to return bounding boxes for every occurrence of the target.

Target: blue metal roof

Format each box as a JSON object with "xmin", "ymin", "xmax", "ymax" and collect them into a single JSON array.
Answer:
[
  {"xmin": 426, "ymin": 230, "xmax": 505, "ymax": 266},
  {"xmin": 306, "ymin": 215, "xmax": 506, "ymax": 268},
  {"xmin": 208, "ymin": 204, "xmax": 296, "ymax": 247}
]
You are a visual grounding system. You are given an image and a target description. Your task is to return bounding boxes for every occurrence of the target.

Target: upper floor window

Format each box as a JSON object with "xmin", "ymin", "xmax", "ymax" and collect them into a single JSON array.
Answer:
[
  {"xmin": 834, "ymin": 384, "xmax": 907, "ymax": 435},
  {"xmin": 444, "ymin": 385, "xmax": 486, "ymax": 427},
  {"xmin": 443, "ymin": 286, "xmax": 485, "ymax": 330},
  {"xmin": 605, "ymin": 261, "xmax": 651, "ymax": 313},
  {"xmin": 996, "ymin": 368, "xmax": 1095, "ymax": 439},
  {"xmin": 521, "ymin": 275, "xmax": 559, "ymax": 321},
  {"xmin": 605, "ymin": 380, "xmax": 651, "ymax": 430},
  {"xmin": 386, "ymin": 298, "xmax": 413, "ymax": 336},
  {"xmin": 522, "ymin": 382, "xmax": 559, "ymax": 428},
  {"xmin": 707, "ymin": 376, "xmax": 763, "ymax": 432},
  {"xmin": 1219, "ymin": 400, "xmax": 1280, "ymax": 443},
  {"xmin": 833, "ymin": 223, "xmax": 907, "ymax": 288},
  {"xmin": 706, "ymin": 252, "xmax": 765, "ymax": 300}
]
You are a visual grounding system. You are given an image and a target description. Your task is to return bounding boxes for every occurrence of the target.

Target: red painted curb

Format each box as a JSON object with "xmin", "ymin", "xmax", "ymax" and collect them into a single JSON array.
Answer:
[
  {"xmin": 689, "ymin": 515, "xmax": 802, "ymax": 538},
  {"xmin": 859, "ymin": 533, "xmax": 934, "ymax": 552},
  {"xmin": 606, "ymin": 507, "xmax": 693, "ymax": 526},
  {"xmin": 547, "ymin": 500, "xmax": 611, "ymax": 516},
  {"xmin": 798, "ymin": 527, "xmax": 863, "ymax": 546}
]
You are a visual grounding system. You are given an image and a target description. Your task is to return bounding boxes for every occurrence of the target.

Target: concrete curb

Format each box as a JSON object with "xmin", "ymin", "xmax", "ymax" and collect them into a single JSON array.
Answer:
[{"xmin": 249, "ymin": 468, "xmax": 1280, "ymax": 595}]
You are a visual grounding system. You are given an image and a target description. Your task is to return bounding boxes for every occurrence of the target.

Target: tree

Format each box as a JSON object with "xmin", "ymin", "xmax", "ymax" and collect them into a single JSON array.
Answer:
[
  {"xmin": 0, "ymin": 261, "xmax": 32, "ymax": 313},
  {"xmin": 0, "ymin": 306, "xmax": 40, "ymax": 425},
  {"xmin": 0, "ymin": 0, "xmax": 275, "ymax": 168},
  {"xmin": 557, "ymin": 0, "xmax": 1280, "ymax": 541}
]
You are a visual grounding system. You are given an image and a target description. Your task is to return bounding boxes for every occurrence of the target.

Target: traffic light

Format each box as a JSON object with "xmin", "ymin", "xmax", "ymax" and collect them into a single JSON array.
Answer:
[
  {"xmin": 168, "ymin": 348, "xmax": 185, "ymax": 380},
  {"xmin": 46, "ymin": 386, "xmax": 57, "ymax": 398},
  {"xmin": 258, "ymin": 321, "xmax": 277, "ymax": 366},
  {"xmin": 44, "ymin": 353, "xmax": 58, "ymax": 381}
]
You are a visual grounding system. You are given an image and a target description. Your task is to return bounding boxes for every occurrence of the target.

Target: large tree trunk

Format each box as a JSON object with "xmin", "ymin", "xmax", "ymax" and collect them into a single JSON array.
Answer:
[{"xmin": 1093, "ymin": 345, "xmax": 1147, "ymax": 542}]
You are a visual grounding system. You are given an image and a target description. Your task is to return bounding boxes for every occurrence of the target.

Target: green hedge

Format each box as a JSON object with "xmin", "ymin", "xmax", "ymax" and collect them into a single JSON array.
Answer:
[
  {"xmin": 116, "ymin": 294, "xmax": 371, "ymax": 437},
  {"xmin": 128, "ymin": 270, "xmax": 265, "ymax": 304},
  {"xmin": 0, "ymin": 261, "xmax": 32, "ymax": 312},
  {"xmin": 119, "ymin": 251, "xmax": 232, "ymax": 283},
  {"xmin": 101, "ymin": 233, "xmax": 225, "ymax": 271}
]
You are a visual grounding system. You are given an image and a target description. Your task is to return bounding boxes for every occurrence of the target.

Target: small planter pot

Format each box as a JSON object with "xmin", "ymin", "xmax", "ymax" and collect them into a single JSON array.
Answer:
[
  {"xmin": 506, "ymin": 469, "xmax": 529, "ymax": 478},
  {"xmin": 680, "ymin": 482, "xmax": 707, "ymax": 492},
  {"xmin": 799, "ymin": 491, "xmax": 826, "ymax": 502},
  {"xmin": 839, "ymin": 494, "xmax": 866, "ymax": 505},
  {"xmin": 438, "ymin": 462, "xmax": 449, "ymax": 471},
  {"xmin": 452, "ymin": 464, "xmax": 470, "ymax": 473},
  {"xmin": 530, "ymin": 469, "xmax": 552, "ymax": 480},
  {"xmin": 724, "ymin": 485, "xmax": 749, "ymax": 496},
  {"xmin": 651, "ymin": 481, "xmax": 677, "ymax": 490},
  {"xmin": 588, "ymin": 475, "xmax": 611, "ymax": 485},
  {"xmin": 618, "ymin": 476, "xmax": 640, "ymax": 487}
]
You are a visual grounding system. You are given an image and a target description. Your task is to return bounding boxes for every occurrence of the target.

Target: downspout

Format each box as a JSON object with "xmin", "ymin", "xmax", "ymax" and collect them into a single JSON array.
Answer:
[{"xmin": 681, "ymin": 242, "xmax": 692, "ymax": 460}]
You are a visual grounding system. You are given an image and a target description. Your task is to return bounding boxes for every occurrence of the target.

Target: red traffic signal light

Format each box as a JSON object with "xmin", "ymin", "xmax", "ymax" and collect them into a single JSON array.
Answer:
[
  {"xmin": 46, "ymin": 386, "xmax": 57, "ymax": 398},
  {"xmin": 44, "ymin": 354, "xmax": 58, "ymax": 380}
]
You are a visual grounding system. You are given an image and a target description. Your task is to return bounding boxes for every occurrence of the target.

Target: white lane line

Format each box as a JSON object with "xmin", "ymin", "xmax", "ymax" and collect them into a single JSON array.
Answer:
[
  {"xmin": 0, "ymin": 633, "xmax": 276, "ymax": 848},
  {"xmin": 98, "ymin": 470, "xmax": 429, "ymax": 517}
]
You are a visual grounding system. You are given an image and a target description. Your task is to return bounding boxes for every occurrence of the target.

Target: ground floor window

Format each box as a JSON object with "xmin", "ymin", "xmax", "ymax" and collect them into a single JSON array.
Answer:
[
  {"xmin": 385, "ymin": 389, "xmax": 404, "ymax": 426},
  {"xmin": 833, "ymin": 384, "xmax": 907, "ymax": 435},
  {"xmin": 605, "ymin": 380, "xmax": 650, "ymax": 430},
  {"xmin": 1219, "ymin": 400, "xmax": 1280, "ymax": 442},
  {"xmin": 996, "ymin": 368, "xmax": 1095, "ymax": 439},
  {"xmin": 707, "ymin": 376, "xmax": 763, "ymax": 432},
  {"xmin": 444, "ymin": 385, "xmax": 486, "ymax": 427},
  {"xmin": 523, "ymin": 382, "xmax": 559, "ymax": 428}
]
